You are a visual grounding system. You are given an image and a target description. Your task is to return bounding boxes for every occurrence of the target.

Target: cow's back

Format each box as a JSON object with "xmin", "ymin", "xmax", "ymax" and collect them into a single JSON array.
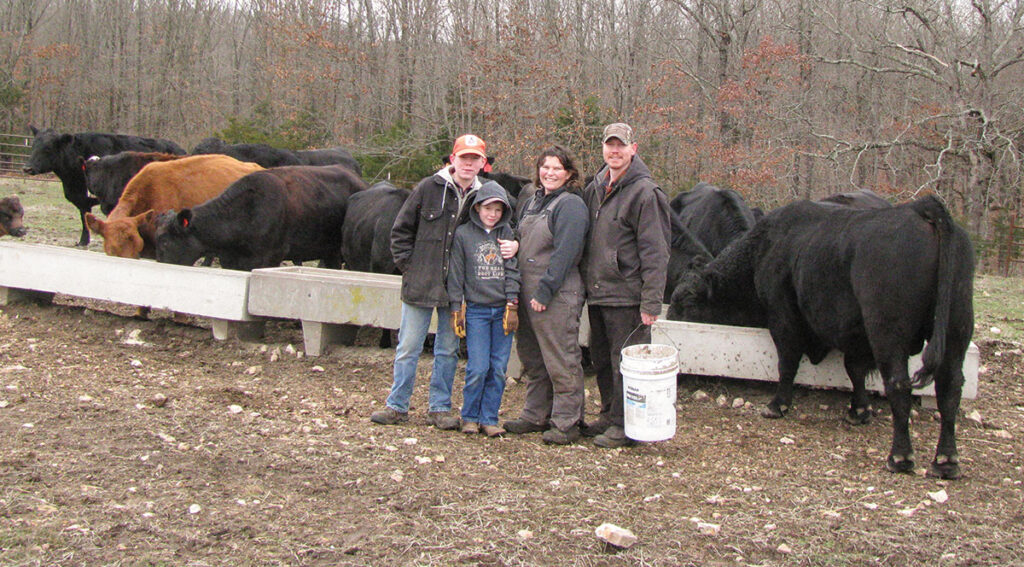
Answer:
[
  {"xmin": 74, "ymin": 132, "xmax": 186, "ymax": 156},
  {"xmin": 295, "ymin": 147, "xmax": 362, "ymax": 175},
  {"xmin": 189, "ymin": 164, "xmax": 367, "ymax": 268},
  {"xmin": 111, "ymin": 155, "xmax": 263, "ymax": 219}
]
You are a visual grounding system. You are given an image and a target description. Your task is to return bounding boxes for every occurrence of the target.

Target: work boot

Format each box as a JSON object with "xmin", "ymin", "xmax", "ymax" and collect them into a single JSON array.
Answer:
[
  {"xmin": 581, "ymin": 415, "xmax": 612, "ymax": 438},
  {"xmin": 593, "ymin": 425, "xmax": 636, "ymax": 448},
  {"xmin": 426, "ymin": 410, "xmax": 461, "ymax": 430},
  {"xmin": 370, "ymin": 407, "xmax": 409, "ymax": 425},
  {"xmin": 461, "ymin": 421, "xmax": 480, "ymax": 434},
  {"xmin": 481, "ymin": 424, "xmax": 505, "ymax": 437},
  {"xmin": 542, "ymin": 424, "xmax": 581, "ymax": 445},
  {"xmin": 502, "ymin": 418, "xmax": 547, "ymax": 434}
]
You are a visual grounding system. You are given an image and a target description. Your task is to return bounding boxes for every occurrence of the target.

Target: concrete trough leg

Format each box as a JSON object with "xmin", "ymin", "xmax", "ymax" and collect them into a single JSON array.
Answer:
[
  {"xmin": 248, "ymin": 267, "xmax": 415, "ymax": 357},
  {"xmin": 212, "ymin": 319, "xmax": 266, "ymax": 342},
  {"xmin": 0, "ymin": 286, "xmax": 55, "ymax": 305},
  {"xmin": 300, "ymin": 320, "xmax": 354, "ymax": 356}
]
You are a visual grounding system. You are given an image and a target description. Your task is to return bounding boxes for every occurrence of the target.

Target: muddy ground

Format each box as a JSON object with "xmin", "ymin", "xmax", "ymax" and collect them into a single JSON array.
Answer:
[{"xmin": 0, "ymin": 210, "xmax": 1022, "ymax": 566}]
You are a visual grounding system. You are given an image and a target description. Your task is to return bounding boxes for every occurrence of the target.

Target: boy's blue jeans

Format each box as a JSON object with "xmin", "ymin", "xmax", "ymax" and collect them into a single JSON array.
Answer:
[
  {"xmin": 385, "ymin": 302, "xmax": 458, "ymax": 414},
  {"xmin": 462, "ymin": 303, "xmax": 514, "ymax": 426}
]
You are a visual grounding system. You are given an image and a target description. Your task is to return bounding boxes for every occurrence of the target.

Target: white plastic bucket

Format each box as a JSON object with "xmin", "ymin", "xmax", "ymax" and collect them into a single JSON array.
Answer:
[{"xmin": 621, "ymin": 343, "xmax": 679, "ymax": 442}]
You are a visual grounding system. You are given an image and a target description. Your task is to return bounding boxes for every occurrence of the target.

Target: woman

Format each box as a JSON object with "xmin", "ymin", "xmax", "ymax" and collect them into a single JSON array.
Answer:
[{"xmin": 502, "ymin": 145, "xmax": 590, "ymax": 444}]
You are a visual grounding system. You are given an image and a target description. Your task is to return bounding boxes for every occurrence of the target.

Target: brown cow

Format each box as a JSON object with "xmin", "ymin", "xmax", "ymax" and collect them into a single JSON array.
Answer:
[
  {"xmin": 85, "ymin": 154, "xmax": 262, "ymax": 258},
  {"xmin": 0, "ymin": 195, "xmax": 27, "ymax": 237}
]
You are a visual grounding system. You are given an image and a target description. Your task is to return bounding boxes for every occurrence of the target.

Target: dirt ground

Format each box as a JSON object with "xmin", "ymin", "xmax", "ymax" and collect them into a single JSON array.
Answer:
[{"xmin": 0, "ymin": 234, "xmax": 1023, "ymax": 566}]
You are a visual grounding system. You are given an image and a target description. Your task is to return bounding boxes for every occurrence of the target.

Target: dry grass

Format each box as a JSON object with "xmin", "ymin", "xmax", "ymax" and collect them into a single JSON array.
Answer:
[{"xmin": 0, "ymin": 177, "xmax": 1022, "ymax": 565}]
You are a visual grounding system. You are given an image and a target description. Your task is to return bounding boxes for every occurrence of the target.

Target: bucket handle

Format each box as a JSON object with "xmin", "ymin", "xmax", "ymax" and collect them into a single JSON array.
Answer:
[{"xmin": 622, "ymin": 323, "xmax": 649, "ymax": 350}]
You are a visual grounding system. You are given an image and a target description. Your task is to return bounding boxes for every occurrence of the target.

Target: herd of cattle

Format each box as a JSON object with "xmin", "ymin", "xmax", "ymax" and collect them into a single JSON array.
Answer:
[{"xmin": 10, "ymin": 126, "xmax": 975, "ymax": 479}]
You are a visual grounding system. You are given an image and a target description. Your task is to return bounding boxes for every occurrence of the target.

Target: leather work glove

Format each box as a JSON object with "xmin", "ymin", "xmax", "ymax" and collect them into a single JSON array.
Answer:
[
  {"xmin": 503, "ymin": 302, "xmax": 519, "ymax": 335},
  {"xmin": 452, "ymin": 304, "xmax": 467, "ymax": 338}
]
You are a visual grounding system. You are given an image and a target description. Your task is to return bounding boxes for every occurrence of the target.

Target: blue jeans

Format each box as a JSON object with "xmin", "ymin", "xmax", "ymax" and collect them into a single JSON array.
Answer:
[
  {"xmin": 385, "ymin": 302, "xmax": 459, "ymax": 413},
  {"xmin": 462, "ymin": 303, "xmax": 514, "ymax": 426}
]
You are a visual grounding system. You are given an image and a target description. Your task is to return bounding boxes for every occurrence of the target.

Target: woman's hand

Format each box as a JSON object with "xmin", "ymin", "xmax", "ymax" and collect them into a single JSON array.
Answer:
[{"xmin": 530, "ymin": 298, "xmax": 546, "ymax": 312}]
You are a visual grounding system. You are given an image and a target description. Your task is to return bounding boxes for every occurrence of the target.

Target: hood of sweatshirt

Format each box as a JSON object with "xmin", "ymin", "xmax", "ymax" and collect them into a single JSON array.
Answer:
[{"xmin": 468, "ymin": 180, "xmax": 512, "ymax": 230}]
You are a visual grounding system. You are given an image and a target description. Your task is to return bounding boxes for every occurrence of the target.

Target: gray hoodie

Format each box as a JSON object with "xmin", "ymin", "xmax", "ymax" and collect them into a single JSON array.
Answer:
[{"xmin": 447, "ymin": 181, "xmax": 521, "ymax": 310}]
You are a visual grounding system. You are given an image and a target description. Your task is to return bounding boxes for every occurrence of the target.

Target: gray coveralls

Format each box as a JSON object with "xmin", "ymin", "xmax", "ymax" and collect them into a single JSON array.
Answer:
[{"xmin": 514, "ymin": 192, "xmax": 586, "ymax": 431}]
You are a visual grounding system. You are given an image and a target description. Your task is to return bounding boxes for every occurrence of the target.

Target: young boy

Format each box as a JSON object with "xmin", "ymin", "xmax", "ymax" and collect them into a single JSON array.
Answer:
[{"xmin": 447, "ymin": 181, "xmax": 521, "ymax": 437}]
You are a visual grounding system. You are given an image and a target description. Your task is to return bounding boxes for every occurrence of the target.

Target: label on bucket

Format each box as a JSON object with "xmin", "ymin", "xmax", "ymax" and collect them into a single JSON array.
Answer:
[{"xmin": 625, "ymin": 383, "xmax": 676, "ymax": 432}]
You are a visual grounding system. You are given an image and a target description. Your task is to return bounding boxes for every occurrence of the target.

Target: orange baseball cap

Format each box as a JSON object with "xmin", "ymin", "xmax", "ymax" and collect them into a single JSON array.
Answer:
[{"xmin": 452, "ymin": 134, "xmax": 487, "ymax": 159}]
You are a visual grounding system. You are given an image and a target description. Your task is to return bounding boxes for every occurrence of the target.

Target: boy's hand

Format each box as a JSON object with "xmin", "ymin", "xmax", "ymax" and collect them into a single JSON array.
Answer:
[
  {"xmin": 498, "ymin": 238, "xmax": 519, "ymax": 259},
  {"xmin": 503, "ymin": 302, "xmax": 518, "ymax": 335},
  {"xmin": 452, "ymin": 304, "xmax": 467, "ymax": 338}
]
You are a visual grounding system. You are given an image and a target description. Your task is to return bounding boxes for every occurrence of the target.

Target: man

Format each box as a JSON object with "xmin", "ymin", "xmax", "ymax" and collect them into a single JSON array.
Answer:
[
  {"xmin": 581, "ymin": 123, "xmax": 671, "ymax": 448},
  {"xmin": 370, "ymin": 134, "xmax": 491, "ymax": 430}
]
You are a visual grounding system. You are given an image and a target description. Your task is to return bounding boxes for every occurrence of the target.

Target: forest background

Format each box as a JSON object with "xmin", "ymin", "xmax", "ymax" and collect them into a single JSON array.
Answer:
[{"xmin": 1, "ymin": 0, "xmax": 1023, "ymax": 253}]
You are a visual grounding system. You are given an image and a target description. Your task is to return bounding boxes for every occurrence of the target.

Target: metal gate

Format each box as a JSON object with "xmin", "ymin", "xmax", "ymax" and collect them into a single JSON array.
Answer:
[
  {"xmin": 996, "ymin": 212, "xmax": 1024, "ymax": 276},
  {"xmin": 0, "ymin": 133, "xmax": 31, "ymax": 177}
]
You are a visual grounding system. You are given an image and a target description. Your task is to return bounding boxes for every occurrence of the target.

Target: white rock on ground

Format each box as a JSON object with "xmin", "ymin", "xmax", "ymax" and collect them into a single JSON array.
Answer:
[{"xmin": 595, "ymin": 523, "xmax": 638, "ymax": 548}]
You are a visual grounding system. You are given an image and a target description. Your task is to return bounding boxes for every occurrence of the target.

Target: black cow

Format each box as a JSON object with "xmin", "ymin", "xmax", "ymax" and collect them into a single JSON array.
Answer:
[
  {"xmin": 154, "ymin": 165, "xmax": 367, "ymax": 271},
  {"xmin": 295, "ymin": 147, "xmax": 362, "ymax": 176},
  {"xmin": 339, "ymin": 181, "xmax": 411, "ymax": 347},
  {"xmin": 481, "ymin": 170, "xmax": 531, "ymax": 205},
  {"xmin": 0, "ymin": 195, "xmax": 27, "ymax": 237},
  {"xmin": 190, "ymin": 137, "xmax": 302, "ymax": 168},
  {"xmin": 342, "ymin": 181, "xmax": 409, "ymax": 275},
  {"xmin": 23, "ymin": 126, "xmax": 186, "ymax": 246},
  {"xmin": 665, "ymin": 211, "xmax": 712, "ymax": 302},
  {"xmin": 670, "ymin": 182, "xmax": 757, "ymax": 255},
  {"xmin": 662, "ymin": 182, "xmax": 756, "ymax": 301},
  {"xmin": 84, "ymin": 151, "xmax": 185, "ymax": 214},
  {"xmin": 669, "ymin": 196, "xmax": 975, "ymax": 479}
]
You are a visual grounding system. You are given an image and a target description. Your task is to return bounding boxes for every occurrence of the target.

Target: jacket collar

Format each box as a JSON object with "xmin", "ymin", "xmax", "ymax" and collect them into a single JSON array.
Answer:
[
  {"xmin": 596, "ymin": 155, "xmax": 652, "ymax": 194},
  {"xmin": 435, "ymin": 165, "xmax": 482, "ymax": 194}
]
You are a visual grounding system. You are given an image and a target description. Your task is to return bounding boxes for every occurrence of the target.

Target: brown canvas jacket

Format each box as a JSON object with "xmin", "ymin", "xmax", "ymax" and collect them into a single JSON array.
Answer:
[
  {"xmin": 581, "ymin": 155, "xmax": 671, "ymax": 315},
  {"xmin": 391, "ymin": 166, "xmax": 482, "ymax": 308}
]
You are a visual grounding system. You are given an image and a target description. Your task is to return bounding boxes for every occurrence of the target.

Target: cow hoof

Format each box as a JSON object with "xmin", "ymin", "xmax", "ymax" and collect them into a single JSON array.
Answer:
[
  {"xmin": 844, "ymin": 407, "xmax": 872, "ymax": 425},
  {"xmin": 927, "ymin": 461, "xmax": 962, "ymax": 480},
  {"xmin": 927, "ymin": 453, "xmax": 961, "ymax": 480},
  {"xmin": 761, "ymin": 403, "xmax": 787, "ymax": 419},
  {"xmin": 885, "ymin": 454, "xmax": 916, "ymax": 474}
]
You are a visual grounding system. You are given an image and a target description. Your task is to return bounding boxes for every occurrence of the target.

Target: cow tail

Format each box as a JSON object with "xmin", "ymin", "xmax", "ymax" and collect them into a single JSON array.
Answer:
[{"xmin": 911, "ymin": 196, "xmax": 956, "ymax": 389}]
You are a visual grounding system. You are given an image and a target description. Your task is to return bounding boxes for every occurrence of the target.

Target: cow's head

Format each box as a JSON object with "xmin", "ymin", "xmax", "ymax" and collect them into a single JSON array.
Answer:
[
  {"xmin": 24, "ymin": 125, "xmax": 74, "ymax": 175},
  {"xmin": 154, "ymin": 209, "xmax": 205, "ymax": 266},
  {"xmin": 667, "ymin": 261, "xmax": 768, "ymax": 328},
  {"xmin": 0, "ymin": 195, "xmax": 27, "ymax": 237},
  {"xmin": 86, "ymin": 210, "xmax": 154, "ymax": 258}
]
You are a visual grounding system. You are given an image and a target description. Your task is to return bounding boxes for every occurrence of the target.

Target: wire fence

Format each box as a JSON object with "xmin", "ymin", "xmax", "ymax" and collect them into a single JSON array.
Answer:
[
  {"xmin": 0, "ymin": 133, "xmax": 31, "ymax": 178},
  {"xmin": 993, "ymin": 213, "xmax": 1024, "ymax": 277}
]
